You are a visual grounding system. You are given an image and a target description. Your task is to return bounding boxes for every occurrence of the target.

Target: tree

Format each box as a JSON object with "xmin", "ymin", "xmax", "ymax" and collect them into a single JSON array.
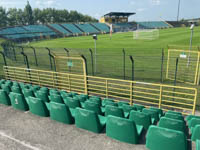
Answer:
[
  {"xmin": 0, "ymin": 7, "xmax": 7, "ymax": 28},
  {"xmin": 24, "ymin": 1, "xmax": 34, "ymax": 25}
]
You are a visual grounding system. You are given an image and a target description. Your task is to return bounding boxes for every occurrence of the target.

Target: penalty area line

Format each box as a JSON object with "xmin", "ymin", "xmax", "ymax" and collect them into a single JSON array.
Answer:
[{"xmin": 0, "ymin": 131, "xmax": 40, "ymax": 150}]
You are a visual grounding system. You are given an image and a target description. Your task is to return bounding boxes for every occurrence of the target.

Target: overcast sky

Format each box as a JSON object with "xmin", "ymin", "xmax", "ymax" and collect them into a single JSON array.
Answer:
[{"xmin": 0, "ymin": 0, "xmax": 199, "ymax": 21}]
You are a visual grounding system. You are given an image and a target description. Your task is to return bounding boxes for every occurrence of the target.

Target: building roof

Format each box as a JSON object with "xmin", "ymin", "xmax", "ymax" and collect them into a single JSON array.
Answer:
[{"xmin": 103, "ymin": 12, "xmax": 136, "ymax": 17}]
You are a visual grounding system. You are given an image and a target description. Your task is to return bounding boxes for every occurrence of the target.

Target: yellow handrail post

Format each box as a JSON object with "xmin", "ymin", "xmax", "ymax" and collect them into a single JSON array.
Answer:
[
  {"xmin": 37, "ymin": 70, "xmax": 41, "ymax": 86},
  {"xmin": 159, "ymin": 86, "xmax": 163, "ymax": 109},
  {"xmin": 130, "ymin": 82, "xmax": 133, "ymax": 105},
  {"xmin": 192, "ymin": 89, "xmax": 198, "ymax": 115},
  {"xmin": 106, "ymin": 80, "xmax": 108, "ymax": 98},
  {"xmin": 68, "ymin": 74, "xmax": 71, "ymax": 92}
]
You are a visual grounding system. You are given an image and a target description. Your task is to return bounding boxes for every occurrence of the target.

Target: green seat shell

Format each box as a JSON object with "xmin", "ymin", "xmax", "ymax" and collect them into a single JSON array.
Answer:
[
  {"xmin": 50, "ymin": 102, "xmax": 74, "ymax": 124},
  {"xmin": 122, "ymin": 104, "xmax": 137, "ymax": 113},
  {"xmin": 134, "ymin": 104, "xmax": 145, "ymax": 111},
  {"xmin": 191, "ymin": 125, "xmax": 200, "ymax": 141},
  {"xmin": 0, "ymin": 89, "xmax": 11, "ymax": 105},
  {"xmin": 64, "ymin": 97, "xmax": 81, "ymax": 109},
  {"xmin": 75, "ymin": 108, "xmax": 106, "ymax": 133},
  {"xmin": 28, "ymin": 97, "xmax": 49, "ymax": 117},
  {"xmin": 105, "ymin": 105, "xmax": 128, "ymax": 118},
  {"xmin": 165, "ymin": 112, "xmax": 184, "ymax": 121},
  {"xmin": 106, "ymin": 115, "xmax": 143, "ymax": 144},
  {"xmin": 49, "ymin": 94, "xmax": 64, "ymax": 104},
  {"xmin": 142, "ymin": 108, "xmax": 159, "ymax": 123},
  {"xmin": 129, "ymin": 110, "xmax": 151, "ymax": 130},
  {"xmin": 35, "ymin": 90, "xmax": 49, "ymax": 102},
  {"xmin": 9, "ymin": 92, "xmax": 29, "ymax": 111},
  {"xmin": 84, "ymin": 101, "xmax": 103, "ymax": 115},
  {"xmin": 146, "ymin": 125, "xmax": 187, "ymax": 150}
]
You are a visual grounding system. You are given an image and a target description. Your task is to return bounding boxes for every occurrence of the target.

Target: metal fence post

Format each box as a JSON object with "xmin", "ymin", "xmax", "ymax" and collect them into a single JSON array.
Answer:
[
  {"xmin": 89, "ymin": 48, "xmax": 94, "ymax": 76},
  {"xmin": 122, "ymin": 48, "xmax": 126, "ymax": 80},
  {"xmin": 129, "ymin": 55, "xmax": 134, "ymax": 81},
  {"xmin": 30, "ymin": 46, "xmax": 38, "ymax": 66},
  {"xmin": 174, "ymin": 58, "xmax": 179, "ymax": 86},
  {"xmin": 81, "ymin": 54, "xmax": 88, "ymax": 94},
  {"xmin": 46, "ymin": 47, "xmax": 53, "ymax": 70},
  {"xmin": 21, "ymin": 46, "xmax": 26, "ymax": 65},
  {"xmin": 0, "ymin": 51, "xmax": 7, "ymax": 66},
  {"xmin": 161, "ymin": 49, "xmax": 164, "ymax": 83},
  {"xmin": 64, "ymin": 48, "xmax": 70, "ymax": 57},
  {"xmin": 21, "ymin": 52, "xmax": 31, "ymax": 84},
  {"xmin": 12, "ymin": 46, "xmax": 17, "ymax": 61}
]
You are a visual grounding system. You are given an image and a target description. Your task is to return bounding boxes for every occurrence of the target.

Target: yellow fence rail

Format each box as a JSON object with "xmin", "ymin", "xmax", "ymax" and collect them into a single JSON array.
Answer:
[{"xmin": 4, "ymin": 66, "xmax": 197, "ymax": 115}]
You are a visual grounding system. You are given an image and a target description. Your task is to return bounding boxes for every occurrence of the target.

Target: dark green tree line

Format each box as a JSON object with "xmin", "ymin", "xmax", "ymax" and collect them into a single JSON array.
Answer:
[{"xmin": 0, "ymin": 1, "xmax": 98, "ymax": 28}]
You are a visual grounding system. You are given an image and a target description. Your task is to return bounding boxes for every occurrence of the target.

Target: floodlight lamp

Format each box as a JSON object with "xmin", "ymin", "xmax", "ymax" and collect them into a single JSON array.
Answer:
[
  {"xmin": 93, "ymin": 34, "xmax": 97, "ymax": 40},
  {"xmin": 190, "ymin": 24, "xmax": 194, "ymax": 30}
]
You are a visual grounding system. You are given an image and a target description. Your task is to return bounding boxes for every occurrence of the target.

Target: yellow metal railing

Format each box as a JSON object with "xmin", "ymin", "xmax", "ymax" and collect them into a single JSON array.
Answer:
[{"xmin": 4, "ymin": 66, "xmax": 198, "ymax": 115}]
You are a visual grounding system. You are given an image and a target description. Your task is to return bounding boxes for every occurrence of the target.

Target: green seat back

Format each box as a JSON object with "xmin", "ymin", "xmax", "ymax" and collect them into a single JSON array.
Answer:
[
  {"xmin": 75, "ymin": 95, "xmax": 87, "ymax": 102},
  {"xmin": 106, "ymin": 115, "xmax": 140, "ymax": 144},
  {"xmin": 64, "ymin": 97, "xmax": 81, "ymax": 109},
  {"xmin": 1, "ymin": 84, "xmax": 11, "ymax": 94},
  {"xmin": 49, "ymin": 94, "xmax": 64, "ymax": 104},
  {"xmin": 102, "ymin": 98, "xmax": 114, "ymax": 106},
  {"xmin": 142, "ymin": 108, "xmax": 159, "ymax": 122},
  {"xmin": 118, "ymin": 101, "xmax": 129, "ymax": 107},
  {"xmin": 70, "ymin": 92, "xmax": 78, "ymax": 97},
  {"xmin": 40, "ymin": 87, "xmax": 49, "ymax": 93},
  {"xmin": 23, "ymin": 89, "xmax": 34, "ymax": 98},
  {"xmin": 134, "ymin": 104, "xmax": 145, "ymax": 111},
  {"xmin": 89, "ymin": 96, "xmax": 101, "ymax": 100},
  {"xmin": 189, "ymin": 118, "xmax": 200, "ymax": 129},
  {"xmin": 36, "ymin": 90, "xmax": 49, "ymax": 102},
  {"xmin": 28, "ymin": 97, "xmax": 49, "ymax": 117},
  {"xmin": 105, "ymin": 105, "xmax": 124, "ymax": 118},
  {"xmin": 61, "ymin": 92, "xmax": 72, "ymax": 99},
  {"xmin": 31, "ymin": 85, "xmax": 40, "ymax": 92},
  {"xmin": 165, "ymin": 113, "xmax": 184, "ymax": 121},
  {"xmin": 5, "ymin": 81, "xmax": 12, "ymax": 86},
  {"xmin": 167, "ymin": 110, "xmax": 182, "ymax": 116},
  {"xmin": 146, "ymin": 126, "xmax": 187, "ymax": 150},
  {"xmin": 50, "ymin": 89, "xmax": 60, "ymax": 95},
  {"xmin": 197, "ymin": 140, "xmax": 200, "ymax": 150},
  {"xmin": 84, "ymin": 101, "xmax": 102, "ymax": 115},
  {"xmin": 9, "ymin": 92, "xmax": 29, "ymax": 111},
  {"xmin": 158, "ymin": 117, "xmax": 185, "ymax": 133},
  {"xmin": 122, "ymin": 104, "xmax": 137, "ymax": 113},
  {"xmin": 75, "ymin": 108, "xmax": 105, "ymax": 133},
  {"xmin": 150, "ymin": 107, "xmax": 163, "ymax": 116},
  {"xmin": 129, "ymin": 110, "xmax": 151, "ymax": 130},
  {"xmin": 88, "ymin": 98, "xmax": 101, "ymax": 106},
  {"xmin": 11, "ymin": 86, "xmax": 22, "ymax": 94},
  {"xmin": 191, "ymin": 125, "xmax": 200, "ymax": 141},
  {"xmin": 104, "ymin": 101, "xmax": 118, "ymax": 107},
  {"xmin": 0, "ymin": 89, "xmax": 11, "ymax": 105},
  {"xmin": 50, "ymin": 102, "xmax": 74, "ymax": 124},
  {"xmin": 186, "ymin": 115, "xmax": 200, "ymax": 122}
]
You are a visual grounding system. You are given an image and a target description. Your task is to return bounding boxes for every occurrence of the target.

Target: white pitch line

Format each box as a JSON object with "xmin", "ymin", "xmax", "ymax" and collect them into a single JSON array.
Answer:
[{"xmin": 0, "ymin": 131, "xmax": 40, "ymax": 150}]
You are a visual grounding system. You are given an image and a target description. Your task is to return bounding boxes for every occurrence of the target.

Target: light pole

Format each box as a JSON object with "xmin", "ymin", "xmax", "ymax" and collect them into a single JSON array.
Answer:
[
  {"xmin": 187, "ymin": 23, "xmax": 195, "ymax": 67},
  {"xmin": 177, "ymin": 0, "xmax": 181, "ymax": 21},
  {"xmin": 93, "ymin": 34, "xmax": 97, "ymax": 74}
]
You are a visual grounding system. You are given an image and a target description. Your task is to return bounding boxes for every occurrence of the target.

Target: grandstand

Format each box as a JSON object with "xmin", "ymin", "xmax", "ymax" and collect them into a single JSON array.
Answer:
[
  {"xmin": 75, "ymin": 23, "xmax": 99, "ymax": 34},
  {"xmin": 137, "ymin": 21, "xmax": 171, "ymax": 29}
]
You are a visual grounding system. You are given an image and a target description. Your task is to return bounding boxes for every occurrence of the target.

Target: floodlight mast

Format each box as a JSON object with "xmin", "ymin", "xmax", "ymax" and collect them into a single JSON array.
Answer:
[
  {"xmin": 177, "ymin": 0, "xmax": 181, "ymax": 21},
  {"xmin": 187, "ymin": 24, "xmax": 195, "ymax": 67}
]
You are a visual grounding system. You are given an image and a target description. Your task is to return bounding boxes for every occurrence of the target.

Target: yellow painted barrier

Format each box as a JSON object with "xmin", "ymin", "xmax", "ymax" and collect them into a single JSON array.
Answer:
[{"xmin": 4, "ymin": 66, "xmax": 197, "ymax": 115}]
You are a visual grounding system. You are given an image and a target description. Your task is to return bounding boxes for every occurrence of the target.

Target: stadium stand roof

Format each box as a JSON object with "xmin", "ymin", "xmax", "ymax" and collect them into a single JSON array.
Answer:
[{"xmin": 103, "ymin": 12, "xmax": 136, "ymax": 17}]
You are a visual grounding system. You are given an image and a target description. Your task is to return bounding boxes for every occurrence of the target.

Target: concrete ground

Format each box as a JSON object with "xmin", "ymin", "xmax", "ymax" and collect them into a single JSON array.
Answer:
[
  {"xmin": 0, "ymin": 104, "xmax": 197, "ymax": 150},
  {"xmin": 0, "ymin": 104, "xmax": 146, "ymax": 150}
]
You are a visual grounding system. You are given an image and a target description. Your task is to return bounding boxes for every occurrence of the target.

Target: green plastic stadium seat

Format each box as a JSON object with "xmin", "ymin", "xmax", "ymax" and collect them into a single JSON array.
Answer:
[
  {"xmin": 88, "ymin": 98, "xmax": 102, "ymax": 106},
  {"xmin": 27, "ymin": 97, "xmax": 49, "ymax": 117},
  {"xmin": 167, "ymin": 110, "xmax": 182, "ymax": 116},
  {"xmin": 146, "ymin": 126, "xmax": 187, "ymax": 150},
  {"xmin": 186, "ymin": 115, "xmax": 200, "ymax": 123},
  {"xmin": 191, "ymin": 125, "xmax": 200, "ymax": 141},
  {"xmin": 102, "ymin": 98, "xmax": 114, "ymax": 107},
  {"xmin": 11, "ymin": 86, "xmax": 22, "ymax": 94},
  {"xmin": 89, "ymin": 96, "xmax": 101, "ymax": 100},
  {"xmin": 70, "ymin": 92, "xmax": 78, "ymax": 97},
  {"xmin": 61, "ymin": 92, "xmax": 72, "ymax": 99},
  {"xmin": 105, "ymin": 105, "xmax": 128, "ymax": 118},
  {"xmin": 50, "ymin": 102, "xmax": 74, "ymax": 124},
  {"xmin": 106, "ymin": 115, "xmax": 143, "ymax": 144},
  {"xmin": 40, "ymin": 87, "xmax": 49, "ymax": 93},
  {"xmin": 35, "ymin": 90, "xmax": 49, "ymax": 102},
  {"xmin": 150, "ymin": 107, "xmax": 164, "ymax": 117},
  {"xmin": 75, "ymin": 95, "xmax": 87, "ymax": 102},
  {"xmin": 75, "ymin": 108, "xmax": 106, "ymax": 133},
  {"xmin": 50, "ymin": 89, "xmax": 60, "ymax": 95},
  {"xmin": 122, "ymin": 104, "xmax": 137, "ymax": 113},
  {"xmin": 84, "ymin": 101, "xmax": 103, "ymax": 115},
  {"xmin": 49, "ymin": 94, "xmax": 64, "ymax": 104},
  {"xmin": 5, "ymin": 80, "xmax": 12, "ymax": 86},
  {"xmin": 134, "ymin": 104, "xmax": 145, "ymax": 111},
  {"xmin": 118, "ymin": 101, "xmax": 129, "ymax": 107},
  {"xmin": 64, "ymin": 97, "xmax": 81, "ymax": 109},
  {"xmin": 9, "ymin": 92, "xmax": 29, "ymax": 111},
  {"xmin": 129, "ymin": 110, "xmax": 151, "ymax": 130},
  {"xmin": 165, "ymin": 112, "xmax": 184, "ymax": 121},
  {"xmin": 189, "ymin": 118, "xmax": 200, "ymax": 132},
  {"xmin": 31, "ymin": 85, "xmax": 40, "ymax": 92},
  {"xmin": 1, "ymin": 84, "xmax": 11, "ymax": 94},
  {"xmin": 158, "ymin": 117, "xmax": 185, "ymax": 133},
  {"xmin": 0, "ymin": 90, "xmax": 11, "ymax": 105},
  {"xmin": 197, "ymin": 140, "xmax": 200, "ymax": 150},
  {"xmin": 23, "ymin": 88, "xmax": 34, "ymax": 98},
  {"xmin": 142, "ymin": 108, "xmax": 159, "ymax": 123}
]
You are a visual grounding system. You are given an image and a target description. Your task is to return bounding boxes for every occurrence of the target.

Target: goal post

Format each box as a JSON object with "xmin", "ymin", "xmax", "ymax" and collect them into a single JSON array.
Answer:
[{"xmin": 133, "ymin": 29, "xmax": 159, "ymax": 40}]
